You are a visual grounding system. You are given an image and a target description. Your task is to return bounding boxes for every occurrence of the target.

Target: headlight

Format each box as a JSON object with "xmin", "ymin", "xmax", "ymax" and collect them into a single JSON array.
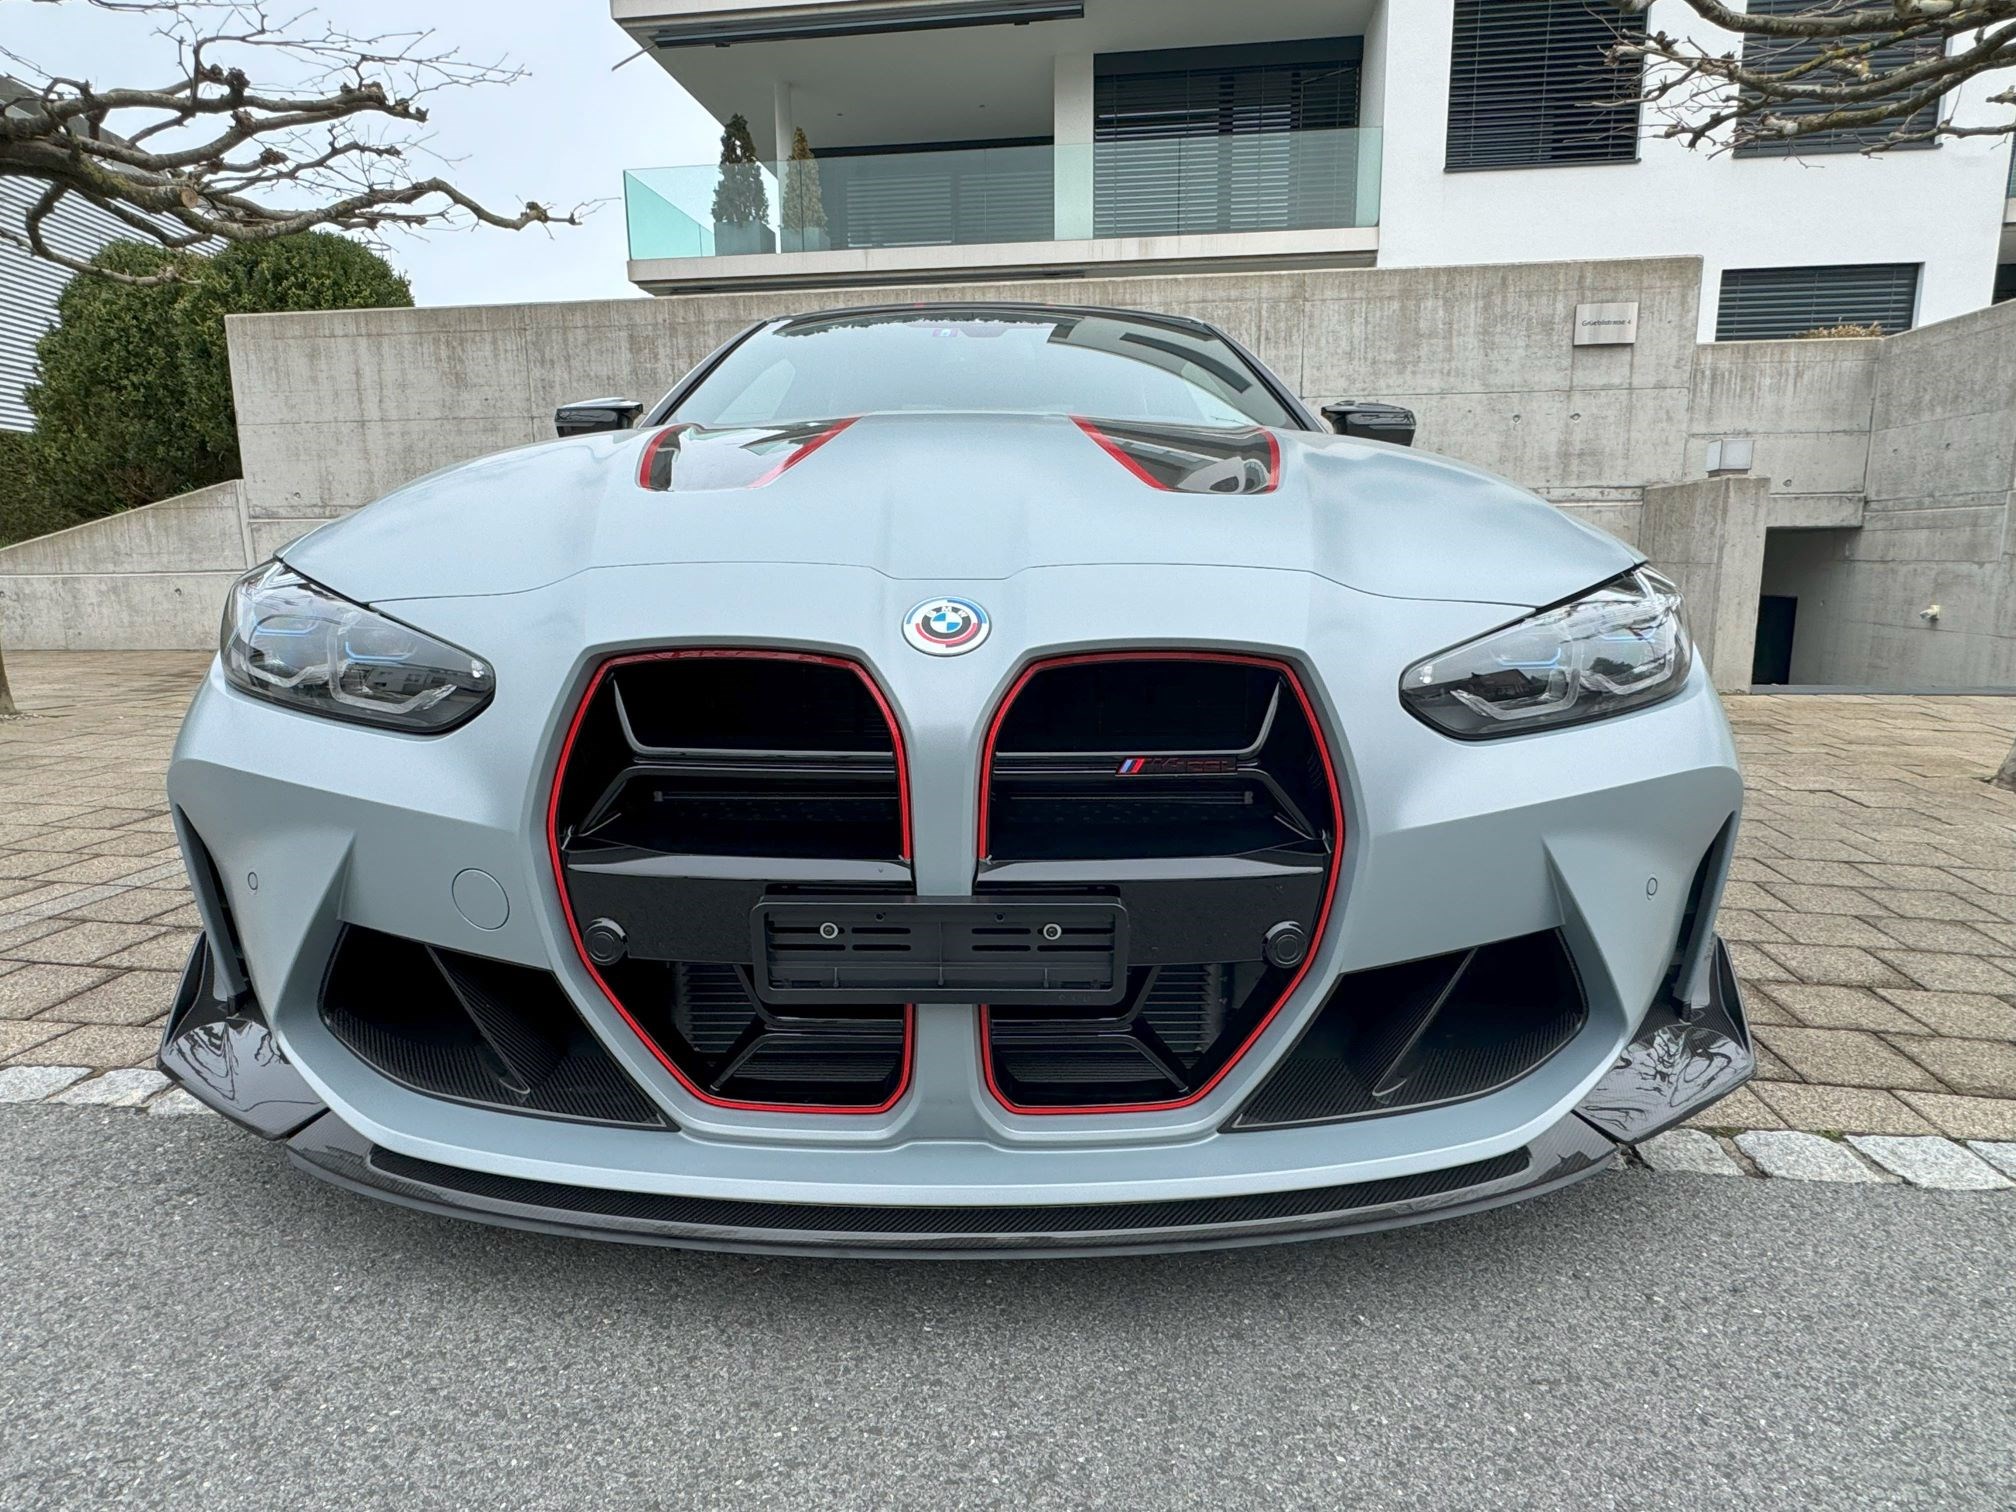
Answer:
[
  {"xmin": 220, "ymin": 561, "xmax": 493, "ymax": 732},
  {"xmin": 1400, "ymin": 568, "xmax": 1691, "ymax": 739}
]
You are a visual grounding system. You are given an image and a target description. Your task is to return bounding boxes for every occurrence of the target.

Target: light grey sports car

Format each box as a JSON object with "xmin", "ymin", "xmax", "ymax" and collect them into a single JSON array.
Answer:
[{"xmin": 160, "ymin": 302, "xmax": 1752, "ymax": 1255}]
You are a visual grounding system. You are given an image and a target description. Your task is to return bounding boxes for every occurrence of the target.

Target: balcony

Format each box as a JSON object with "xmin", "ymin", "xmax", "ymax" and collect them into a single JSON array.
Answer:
[{"xmin": 624, "ymin": 127, "xmax": 1380, "ymax": 291}]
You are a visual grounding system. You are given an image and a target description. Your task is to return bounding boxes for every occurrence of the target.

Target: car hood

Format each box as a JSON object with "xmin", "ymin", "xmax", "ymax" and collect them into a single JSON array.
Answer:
[{"xmin": 282, "ymin": 411, "xmax": 1636, "ymax": 609}]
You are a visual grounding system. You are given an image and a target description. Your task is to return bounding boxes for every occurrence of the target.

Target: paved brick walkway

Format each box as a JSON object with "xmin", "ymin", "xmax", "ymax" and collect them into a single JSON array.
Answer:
[{"xmin": 3, "ymin": 652, "xmax": 2014, "ymax": 1138}]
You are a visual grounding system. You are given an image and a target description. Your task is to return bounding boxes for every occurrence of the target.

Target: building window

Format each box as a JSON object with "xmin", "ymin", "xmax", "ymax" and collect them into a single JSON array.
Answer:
[
  {"xmin": 1994, "ymin": 264, "xmax": 2016, "ymax": 305},
  {"xmin": 819, "ymin": 142, "xmax": 1056, "ymax": 250},
  {"xmin": 1445, "ymin": 0, "xmax": 1646, "ymax": 171},
  {"xmin": 1715, "ymin": 264, "xmax": 1921, "ymax": 341},
  {"xmin": 1093, "ymin": 38, "xmax": 1363, "ymax": 238},
  {"xmin": 1733, "ymin": 0, "xmax": 1942, "ymax": 157}
]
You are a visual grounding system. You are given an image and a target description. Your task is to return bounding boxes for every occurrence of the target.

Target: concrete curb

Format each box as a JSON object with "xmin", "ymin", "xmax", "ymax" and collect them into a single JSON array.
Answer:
[{"xmin": 1639, "ymin": 1126, "xmax": 2014, "ymax": 1191}]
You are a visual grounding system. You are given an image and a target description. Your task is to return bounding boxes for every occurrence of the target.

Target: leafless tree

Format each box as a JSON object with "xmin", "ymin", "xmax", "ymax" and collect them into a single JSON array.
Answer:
[
  {"xmin": 1615, "ymin": 1, "xmax": 2016, "ymax": 153},
  {"xmin": 0, "ymin": 0, "xmax": 583, "ymax": 285},
  {"xmin": 0, "ymin": 2, "xmax": 582, "ymax": 712}
]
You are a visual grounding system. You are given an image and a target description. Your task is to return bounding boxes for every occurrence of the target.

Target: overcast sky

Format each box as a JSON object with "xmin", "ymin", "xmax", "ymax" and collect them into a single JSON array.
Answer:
[{"xmin": 7, "ymin": 0, "xmax": 725, "ymax": 305}]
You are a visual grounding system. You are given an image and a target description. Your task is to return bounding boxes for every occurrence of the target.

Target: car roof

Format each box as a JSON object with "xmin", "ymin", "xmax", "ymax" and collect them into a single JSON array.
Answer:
[{"xmin": 770, "ymin": 301, "xmax": 1227, "ymax": 342}]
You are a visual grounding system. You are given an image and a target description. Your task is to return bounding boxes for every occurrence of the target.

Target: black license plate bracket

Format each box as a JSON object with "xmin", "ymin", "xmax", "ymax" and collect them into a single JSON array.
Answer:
[{"xmin": 752, "ymin": 897, "xmax": 1127, "ymax": 1006}]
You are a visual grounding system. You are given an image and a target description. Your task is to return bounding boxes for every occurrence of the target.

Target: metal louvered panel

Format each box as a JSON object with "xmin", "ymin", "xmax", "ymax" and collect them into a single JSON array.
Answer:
[
  {"xmin": 0, "ymin": 179, "xmax": 190, "ymax": 431},
  {"xmin": 1734, "ymin": 0, "xmax": 1942, "ymax": 157},
  {"xmin": 1093, "ymin": 45, "xmax": 1360, "ymax": 239},
  {"xmin": 1715, "ymin": 263, "xmax": 1920, "ymax": 340},
  {"xmin": 822, "ymin": 144, "xmax": 1053, "ymax": 250},
  {"xmin": 1445, "ymin": 0, "xmax": 1646, "ymax": 171}
]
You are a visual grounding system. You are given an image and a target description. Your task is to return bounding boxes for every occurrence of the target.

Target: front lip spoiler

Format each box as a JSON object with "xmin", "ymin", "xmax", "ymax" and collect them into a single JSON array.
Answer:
[
  {"xmin": 284, "ymin": 1116, "xmax": 1610, "ymax": 1259},
  {"xmin": 160, "ymin": 938, "xmax": 1754, "ymax": 1257},
  {"xmin": 155, "ymin": 941, "xmax": 324, "ymax": 1141}
]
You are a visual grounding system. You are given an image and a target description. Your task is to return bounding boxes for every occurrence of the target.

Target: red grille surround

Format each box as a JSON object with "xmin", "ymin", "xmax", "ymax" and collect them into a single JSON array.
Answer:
[
  {"xmin": 975, "ymin": 650, "xmax": 1345, "ymax": 1115},
  {"xmin": 547, "ymin": 648, "xmax": 914, "ymax": 1115}
]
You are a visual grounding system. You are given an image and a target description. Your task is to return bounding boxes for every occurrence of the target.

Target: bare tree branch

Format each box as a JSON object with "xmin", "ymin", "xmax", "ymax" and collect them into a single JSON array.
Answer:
[
  {"xmin": 1610, "ymin": 0, "xmax": 2016, "ymax": 153},
  {"xmin": 1, "ymin": 0, "xmax": 584, "ymax": 283}
]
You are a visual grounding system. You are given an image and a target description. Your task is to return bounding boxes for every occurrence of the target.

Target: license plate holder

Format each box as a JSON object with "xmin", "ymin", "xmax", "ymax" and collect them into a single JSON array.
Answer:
[{"xmin": 752, "ymin": 897, "xmax": 1127, "ymax": 1006}]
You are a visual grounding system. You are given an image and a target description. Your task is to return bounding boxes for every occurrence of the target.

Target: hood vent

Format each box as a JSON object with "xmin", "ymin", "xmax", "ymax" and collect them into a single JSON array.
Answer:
[
  {"xmin": 637, "ymin": 418, "xmax": 858, "ymax": 492},
  {"xmin": 1073, "ymin": 417, "xmax": 1281, "ymax": 494}
]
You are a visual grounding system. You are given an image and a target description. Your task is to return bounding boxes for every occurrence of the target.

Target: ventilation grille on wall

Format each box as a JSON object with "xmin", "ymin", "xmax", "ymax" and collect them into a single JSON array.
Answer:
[
  {"xmin": 1445, "ymin": 0, "xmax": 1646, "ymax": 171},
  {"xmin": 1716, "ymin": 263, "xmax": 1920, "ymax": 341}
]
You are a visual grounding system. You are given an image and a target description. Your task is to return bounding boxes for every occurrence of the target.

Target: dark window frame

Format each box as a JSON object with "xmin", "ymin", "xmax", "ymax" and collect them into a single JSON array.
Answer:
[
  {"xmin": 1731, "ymin": 0, "xmax": 1944, "ymax": 159},
  {"xmin": 1445, "ymin": 0, "xmax": 1648, "ymax": 173},
  {"xmin": 1714, "ymin": 262, "xmax": 1922, "ymax": 341},
  {"xmin": 1091, "ymin": 36, "xmax": 1367, "ymax": 239}
]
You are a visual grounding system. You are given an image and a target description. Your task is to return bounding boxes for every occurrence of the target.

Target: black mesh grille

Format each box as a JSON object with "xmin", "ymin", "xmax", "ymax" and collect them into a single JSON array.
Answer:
[
  {"xmin": 551, "ymin": 651, "xmax": 913, "ymax": 1111},
  {"xmin": 369, "ymin": 1147, "xmax": 1529, "ymax": 1238},
  {"xmin": 979, "ymin": 655, "xmax": 1340, "ymax": 1110},
  {"xmin": 1233, "ymin": 932, "xmax": 1587, "ymax": 1130},
  {"xmin": 321, "ymin": 929, "xmax": 666, "ymax": 1127},
  {"xmin": 597, "ymin": 954, "xmax": 909, "ymax": 1109},
  {"xmin": 1139, "ymin": 963, "xmax": 1228, "ymax": 1058},
  {"xmin": 672, "ymin": 962, "xmax": 762, "ymax": 1056}
]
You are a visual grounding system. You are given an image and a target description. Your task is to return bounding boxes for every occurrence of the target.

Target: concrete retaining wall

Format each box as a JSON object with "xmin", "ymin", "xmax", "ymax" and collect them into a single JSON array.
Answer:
[
  {"xmin": 0, "ymin": 480, "xmax": 252, "ymax": 650},
  {"xmin": 4, "ymin": 256, "xmax": 2013, "ymax": 689},
  {"xmin": 225, "ymin": 258, "xmax": 1708, "ymax": 524},
  {"xmin": 1761, "ymin": 301, "xmax": 2016, "ymax": 687}
]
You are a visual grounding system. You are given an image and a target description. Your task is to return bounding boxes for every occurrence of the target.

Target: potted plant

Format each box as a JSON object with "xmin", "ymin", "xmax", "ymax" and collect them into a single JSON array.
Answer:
[
  {"xmin": 711, "ymin": 114, "xmax": 774, "ymax": 256},
  {"xmin": 780, "ymin": 127, "xmax": 831, "ymax": 253}
]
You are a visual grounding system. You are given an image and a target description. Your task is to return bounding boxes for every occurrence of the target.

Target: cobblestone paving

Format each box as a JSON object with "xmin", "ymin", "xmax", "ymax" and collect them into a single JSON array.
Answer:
[{"xmin": 2, "ymin": 653, "xmax": 2014, "ymax": 1142}]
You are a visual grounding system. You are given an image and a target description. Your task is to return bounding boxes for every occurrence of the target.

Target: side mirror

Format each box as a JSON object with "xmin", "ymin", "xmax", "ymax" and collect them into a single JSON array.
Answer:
[
  {"xmin": 1321, "ymin": 401, "xmax": 1417, "ymax": 447},
  {"xmin": 555, "ymin": 397, "xmax": 644, "ymax": 438}
]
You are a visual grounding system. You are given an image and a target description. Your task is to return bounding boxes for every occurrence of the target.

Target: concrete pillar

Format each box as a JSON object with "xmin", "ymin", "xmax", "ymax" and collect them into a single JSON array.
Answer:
[
  {"xmin": 1053, "ymin": 53, "xmax": 1094, "ymax": 242},
  {"xmin": 1638, "ymin": 476, "xmax": 1771, "ymax": 694}
]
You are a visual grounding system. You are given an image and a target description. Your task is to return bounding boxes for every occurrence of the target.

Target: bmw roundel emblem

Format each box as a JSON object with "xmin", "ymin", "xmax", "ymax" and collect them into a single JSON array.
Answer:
[{"xmin": 904, "ymin": 596, "xmax": 990, "ymax": 657}]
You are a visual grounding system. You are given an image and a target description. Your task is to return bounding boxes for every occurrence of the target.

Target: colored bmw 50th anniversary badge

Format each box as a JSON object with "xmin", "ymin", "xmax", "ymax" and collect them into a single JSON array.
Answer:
[{"xmin": 903, "ymin": 596, "xmax": 990, "ymax": 656}]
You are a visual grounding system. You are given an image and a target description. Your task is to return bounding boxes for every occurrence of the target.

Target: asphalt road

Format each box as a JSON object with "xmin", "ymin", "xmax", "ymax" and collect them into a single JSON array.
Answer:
[{"xmin": 1, "ymin": 1110, "xmax": 2010, "ymax": 1511}]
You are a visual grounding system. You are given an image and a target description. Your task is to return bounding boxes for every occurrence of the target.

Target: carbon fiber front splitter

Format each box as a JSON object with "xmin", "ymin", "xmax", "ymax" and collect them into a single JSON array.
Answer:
[{"xmin": 161, "ymin": 939, "xmax": 1753, "ymax": 1258}]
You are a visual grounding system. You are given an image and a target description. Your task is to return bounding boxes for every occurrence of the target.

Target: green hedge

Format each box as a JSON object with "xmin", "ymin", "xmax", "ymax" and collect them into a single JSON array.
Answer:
[{"xmin": 1, "ymin": 233, "xmax": 411, "ymax": 548}]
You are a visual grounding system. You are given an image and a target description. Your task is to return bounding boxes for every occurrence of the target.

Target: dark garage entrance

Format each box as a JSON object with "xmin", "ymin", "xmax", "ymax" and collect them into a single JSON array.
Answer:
[{"xmin": 1753, "ymin": 595, "xmax": 1797, "ymax": 686}]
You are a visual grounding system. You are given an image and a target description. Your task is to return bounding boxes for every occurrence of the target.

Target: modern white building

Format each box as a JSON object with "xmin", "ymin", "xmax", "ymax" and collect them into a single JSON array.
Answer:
[{"xmin": 614, "ymin": 0, "xmax": 2016, "ymax": 341}]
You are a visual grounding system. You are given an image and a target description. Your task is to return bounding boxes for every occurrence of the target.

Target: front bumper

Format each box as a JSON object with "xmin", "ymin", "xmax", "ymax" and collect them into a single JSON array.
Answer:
[
  {"xmin": 161, "ymin": 935, "xmax": 1753, "ymax": 1257},
  {"xmin": 165, "ymin": 560, "xmax": 1745, "ymax": 1254}
]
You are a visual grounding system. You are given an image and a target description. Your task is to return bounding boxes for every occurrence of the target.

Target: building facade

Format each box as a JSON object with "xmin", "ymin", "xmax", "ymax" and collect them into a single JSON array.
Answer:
[
  {"xmin": 615, "ymin": 0, "xmax": 2016, "ymax": 340},
  {"xmin": 0, "ymin": 178, "xmax": 157, "ymax": 431}
]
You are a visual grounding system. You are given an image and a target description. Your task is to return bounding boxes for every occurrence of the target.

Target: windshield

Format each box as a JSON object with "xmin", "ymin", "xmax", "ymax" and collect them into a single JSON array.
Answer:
[{"xmin": 670, "ymin": 308, "xmax": 1300, "ymax": 431}]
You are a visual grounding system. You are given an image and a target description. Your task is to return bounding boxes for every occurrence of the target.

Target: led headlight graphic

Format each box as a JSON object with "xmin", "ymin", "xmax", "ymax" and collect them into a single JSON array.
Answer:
[
  {"xmin": 220, "ymin": 561, "xmax": 493, "ymax": 733},
  {"xmin": 1401, "ymin": 568, "xmax": 1691, "ymax": 739}
]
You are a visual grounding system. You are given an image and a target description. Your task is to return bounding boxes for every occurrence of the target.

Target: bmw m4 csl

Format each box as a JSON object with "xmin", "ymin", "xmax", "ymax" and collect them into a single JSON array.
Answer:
[{"xmin": 160, "ymin": 303, "xmax": 1751, "ymax": 1256}]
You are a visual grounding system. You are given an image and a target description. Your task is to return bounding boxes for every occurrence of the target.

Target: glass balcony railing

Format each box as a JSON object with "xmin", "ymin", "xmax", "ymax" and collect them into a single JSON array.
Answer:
[{"xmin": 625, "ymin": 127, "xmax": 1380, "ymax": 262}]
